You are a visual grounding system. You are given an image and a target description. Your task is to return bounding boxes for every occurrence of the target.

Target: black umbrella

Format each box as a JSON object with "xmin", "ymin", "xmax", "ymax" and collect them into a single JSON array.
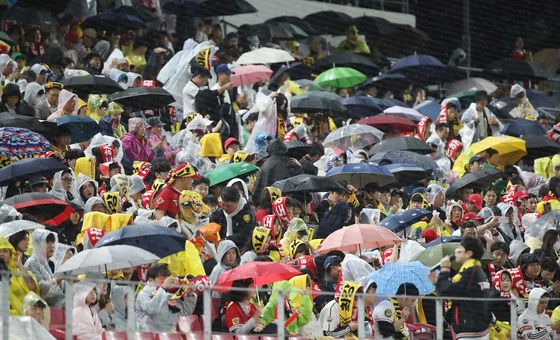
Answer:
[
  {"xmin": 114, "ymin": 6, "xmax": 158, "ymax": 22},
  {"xmin": 485, "ymin": 59, "xmax": 550, "ymax": 81},
  {"xmin": 446, "ymin": 168, "xmax": 503, "ymax": 199},
  {"xmin": 1, "ymin": 6, "xmax": 58, "ymax": 26},
  {"xmin": 383, "ymin": 164, "xmax": 428, "ymax": 186},
  {"xmin": 376, "ymin": 25, "xmax": 431, "ymax": 58},
  {"xmin": 353, "ymin": 16, "xmax": 399, "ymax": 36},
  {"xmin": 284, "ymin": 140, "xmax": 311, "ymax": 159},
  {"xmin": 341, "ymin": 96, "xmax": 384, "ymax": 118},
  {"xmin": 270, "ymin": 62, "xmax": 313, "ymax": 83},
  {"xmin": 108, "ymin": 87, "xmax": 174, "ymax": 110},
  {"xmin": 0, "ymin": 158, "xmax": 67, "ymax": 186},
  {"xmin": 369, "ymin": 150, "xmax": 442, "ymax": 179},
  {"xmin": 290, "ymin": 92, "xmax": 348, "ymax": 117},
  {"xmin": 82, "ymin": 12, "xmax": 147, "ymax": 30},
  {"xmin": 488, "ymin": 98, "xmax": 515, "ymax": 120},
  {"xmin": 313, "ymin": 53, "xmax": 380, "ymax": 77},
  {"xmin": 304, "ymin": 11, "xmax": 353, "ymax": 35},
  {"xmin": 61, "ymin": 75, "xmax": 123, "ymax": 96},
  {"xmin": 250, "ymin": 23, "xmax": 295, "ymax": 42},
  {"xmin": 358, "ymin": 73, "xmax": 409, "ymax": 93},
  {"xmin": 0, "ymin": 112, "xmax": 57, "ymax": 136},
  {"xmin": 271, "ymin": 174, "xmax": 345, "ymax": 194},
  {"xmin": 522, "ymin": 135, "xmax": 560, "ymax": 161},
  {"xmin": 389, "ymin": 54, "xmax": 465, "ymax": 85},
  {"xmin": 368, "ymin": 137, "xmax": 434, "ymax": 155},
  {"xmin": 167, "ymin": 0, "xmax": 257, "ymax": 16},
  {"xmin": 266, "ymin": 16, "xmax": 319, "ymax": 36},
  {"xmin": 3, "ymin": 193, "xmax": 72, "ymax": 226},
  {"xmin": 55, "ymin": 115, "xmax": 100, "ymax": 144}
]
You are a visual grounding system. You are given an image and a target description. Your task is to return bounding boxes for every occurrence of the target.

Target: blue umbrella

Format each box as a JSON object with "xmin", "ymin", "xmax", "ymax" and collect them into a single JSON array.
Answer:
[
  {"xmin": 425, "ymin": 235, "xmax": 462, "ymax": 248},
  {"xmin": 414, "ymin": 99, "xmax": 441, "ymax": 121},
  {"xmin": 0, "ymin": 157, "xmax": 67, "ymax": 186},
  {"xmin": 382, "ymin": 163, "xmax": 429, "ymax": 186},
  {"xmin": 526, "ymin": 88, "xmax": 557, "ymax": 108},
  {"xmin": 501, "ymin": 118, "xmax": 546, "ymax": 137},
  {"xmin": 56, "ymin": 115, "xmax": 101, "ymax": 143},
  {"xmin": 370, "ymin": 261, "xmax": 434, "ymax": 297},
  {"xmin": 389, "ymin": 54, "xmax": 465, "ymax": 85},
  {"xmin": 326, "ymin": 163, "xmax": 395, "ymax": 188},
  {"xmin": 368, "ymin": 150, "xmax": 443, "ymax": 179},
  {"xmin": 95, "ymin": 223, "xmax": 187, "ymax": 258},
  {"xmin": 341, "ymin": 96, "xmax": 383, "ymax": 117},
  {"xmin": 379, "ymin": 209, "xmax": 432, "ymax": 233}
]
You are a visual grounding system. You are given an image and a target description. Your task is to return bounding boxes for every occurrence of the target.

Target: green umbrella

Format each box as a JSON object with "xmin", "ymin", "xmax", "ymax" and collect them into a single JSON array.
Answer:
[
  {"xmin": 412, "ymin": 243, "xmax": 494, "ymax": 270},
  {"xmin": 445, "ymin": 90, "xmax": 476, "ymax": 110},
  {"xmin": 314, "ymin": 67, "xmax": 367, "ymax": 89},
  {"xmin": 205, "ymin": 162, "xmax": 259, "ymax": 186}
]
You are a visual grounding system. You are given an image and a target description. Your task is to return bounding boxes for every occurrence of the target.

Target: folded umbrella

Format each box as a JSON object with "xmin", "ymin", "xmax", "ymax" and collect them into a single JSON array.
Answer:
[
  {"xmin": 271, "ymin": 174, "xmax": 345, "ymax": 194},
  {"xmin": 108, "ymin": 87, "xmax": 174, "ymax": 110},
  {"xmin": 389, "ymin": 54, "xmax": 465, "ymax": 85},
  {"xmin": 379, "ymin": 209, "xmax": 432, "ymax": 233},
  {"xmin": 214, "ymin": 262, "xmax": 301, "ymax": 291},
  {"xmin": 370, "ymin": 261, "xmax": 434, "ymax": 297},
  {"xmin": 56, "ymin": 115, "xmax": 100, "ymax": 143},
  {"xmin": 317, "ymin": 223, "xmax": 403, "ymax": 254},
  {"xmin": 502, "ymin": 119, "xmax": 546, "ymax": 137},
  {"xmin": 290, "ymin": 91, "xmax": 348, "ymax": 117},
  {"xmin": 230, "ymin": 65, "xmax": 273, "ymax": 87},
  {"xmin": 358, "ymin": 115, "xmax": 416, "ymax": 133},
  {"xmin": 522, "ymin": 135, "xmax": 560, "ymax": 160},
  {"xmin": 3, "ymin": 193, "xmax": 72, "ymax": 226},
  {"xmin": 446, "ymin": 167, "xmax": 503, "ymax": 199},
  {"xmin": 368, "ymin": 137, "xmax": 434, "ymax": 155},
  {"xmin": 0, "ymin": 156, "xmax": 67, "ymax": 186},
  {"xmin": 61, "ymin": 75, "xmax": 123, "ymax": 95},
  {"xmin": 412, "ymin": 243, "xmax": 494, "ymax": 270},
  {"xmin": 445, "ymin": 77, "xmax": 497, "ymax": 96},
  {"xmin": 237, "ymin": 47, "xmax": 294, "ymax": 65},
  {"xmin": 56, "ymin": 245, "xmax": 159, "ymax": 276},
  {"xmin": 326, "ymin": 163, "xmax": 395, "ymax": 188},
  {"xmin": 312, "ymin": 52, "xmax": 380, "ymax": 76},
  {"xmin": 0, "ymin": 127, "xmax": 51, "ymax": 167},
  {"xmin": 314, "ymin": 67, "xmax": 367, "ymax": 89},
  {"xmin": 205, "ymin": 162, "xmax": 259, "ymax": 187},
  {"xmin": 323, "ymin": 124, "xmax": 383, "ymax": 150},
  {"xmin": 382, "ymin": 163, "xmax": 429, "ymax": 186},
  {"xmin": 369, "ymin": 150, "xmax": 442, "ymax": 178},
  {"xmin": 0, "ymin": 220, "xmax": 45, "ymax": 238},
  {"xmin": 382, "ymin": 106, "xmax": 425, "ymax": 122},
  {"xmin": 342, "ymin": 96, "xmax": 384, "ymax": 117}
]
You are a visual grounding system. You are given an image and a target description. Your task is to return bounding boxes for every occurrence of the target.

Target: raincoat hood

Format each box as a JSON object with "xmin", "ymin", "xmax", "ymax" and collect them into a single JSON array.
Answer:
[
  {"xmin": 216, "ymin": 240, "xmax": 240, "ymax": 267},
  {"xmin": 75, "ymin": 157, "xmax": 96, "ymax": 180},
  {"xmin": 267, "ymin": 139, "xmax": 288, "ymax": 156},
  {"xmin": 199, "ymin": 133, "xmax": 223, "ymax": 158},
  {"xmin": 0, "ymin": 236, "xmax": 16, "ymax": 270},
  {"xmin": 226, "ymin": 178, "xmax": 249, "ymax": 200},
  {"xmin": 51, "ymin": 243, "xmax": 75, "ymax": 271},
  {"xmin": 85, "ymin": 196, "xmax": 104, "ymax": 213},
  {"xmin": 509, "ymin": 240, "xmax": 530, "ymax": 265},
  {"xmin": 49, "ymin": 170, "xmax": 77, "ymax": 202},
  {"xmin": 30, "ymin": 229, "xmax": 57, "ymax": 264},
  {"xmin": 73, "ymin": 281, "xmax": 96, "ymax": 309},
  {"xmin": 447, "ymin": 202, "xmax": 464, "ymax": 223},
  {"xmin": 56, "ymin": 89, "xmax": 77, "ymax": 113},
  {"xmin": 0, "ymin": 54, "xmax": 16, "ymax": 75},
  {"xmin": 526, "ymin": 287, "xmax": 547, "ymax": 316},
  {"xmin": 75, "ymin": 173, "xmax": 99, "ymax": 207},
  {"xmin": 23, "ymin": 82, "xmax": 44, "ymax": 104},
  {"xmin": 129, "ymin": 174, "xmax": 146, "ymax": 196},
  {"xmin": 510, "ymin": 84, "xmax": 525, "ymax": 98}
]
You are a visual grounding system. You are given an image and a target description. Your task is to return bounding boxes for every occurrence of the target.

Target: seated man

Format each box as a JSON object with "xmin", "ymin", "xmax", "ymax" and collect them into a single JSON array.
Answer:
[{"xmin": 374, "ymin": 283, "xmax": 419, "ymax": 339}]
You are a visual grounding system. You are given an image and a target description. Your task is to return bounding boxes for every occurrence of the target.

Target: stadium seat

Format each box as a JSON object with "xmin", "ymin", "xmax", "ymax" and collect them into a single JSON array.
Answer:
[
  {"xmin": 102, "ymin": 331, "xmax": 127, "ymax": 340},
  {"xmin": 50, "ymin": 308, "xmax": 65, "ymax": 329},
  {"xmin": 177, "ymin": 315, "xmax": 203, "ymax": 333},
  {"xmin": 48, "ymin": 328, "xmax": 66, "ymax": 340},
  {"xmin": 235, "ymin": 336, "xmax": 259, "ymax": 340},
  {"xmin": 157, "ymin": 333, "xmax": 184, "ymax": 340},
  {"xmin": 135, "ymin": 332, "xmax": 157, "ymax": 340},
  {"xmin": 210, "ymin": 334, "xmax": 234, "ymax": 340}
]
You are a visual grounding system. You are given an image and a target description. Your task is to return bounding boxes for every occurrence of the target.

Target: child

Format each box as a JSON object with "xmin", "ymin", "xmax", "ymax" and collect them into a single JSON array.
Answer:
[{"xmin": 72, "ymin": 282, "xmax": 104, "ymax": 340}]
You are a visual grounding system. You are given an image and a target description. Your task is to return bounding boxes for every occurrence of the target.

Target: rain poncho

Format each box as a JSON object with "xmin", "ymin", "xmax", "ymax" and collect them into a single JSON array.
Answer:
[
  {"xmin": 244, "ymin": 91, "xmax": 278, "ymax": 154},
  {"xmin": 49, "ymin": 170, "xmax": 78, "ymax": 203},
  {"xmin": 497, "ymin": 202, "xmax": 523, "ymax": 245},
  {"xmin": 198, "ymin": 133, "xmax": 223, "ymax": 158},
  {"xmin": 23, "ymin": 82, "xmax": 50, "ymax": 120},
  {"xmin": 509, "ymin": 84, "xmax": 537, "ymax": 120},
  {"xmin": 47, "ymin": 89, "xmax": 77, "ymax": 120},
  {"xmin": 459, "ymin": 102, "xmax": 503, "ymax": 149},
  {"xmin": 0, "ymin": 54, "xmax": 17, "ymax": 83},
  {"xmin": 86, "ymin": 94, "xmax": 106, "ymax": 122},
  {"xmin": 72, "ymin": 281, "xmax": 103, "ymax": 340},
  {"xmin": 517, "ymin": 288, "xmax": 552, "ymax": 339},
  {"xmin": 209, "ymin": 240, "xmax": 240, "ymax": 285},
  {"xmin": 84, "ymin": 197, "xmax": 104, "ymax": 213},
  {"xmin": 75, "ymin": 173, "xmax": 99, "ymax": 208},
  {"xmin": 122, "ymin": 120, "xmax": 155, "ymax": 163},
  {"xmin": 24, "ymin": 229, "xmax": 64, "ymax": 307}
]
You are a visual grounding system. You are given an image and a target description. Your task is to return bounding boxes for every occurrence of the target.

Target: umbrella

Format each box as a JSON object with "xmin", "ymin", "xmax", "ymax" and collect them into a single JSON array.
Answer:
[
  {"xmin": 353, "ymin": 15, "xmax": 400, "ymax": 37},
  {"xmin": 317, "ymin": 223, "xmax": 402, "ymax": 254},
  {"xmin": 502, "ymin": 119, "xmax": 546, "ymax": 137},
  {"xmin": 342, "ymin": 96, "xmax": 384, "ymax": 118},
  {"xmin": 196, "ymin": 0, "xmax": 257, "ymax": 16},
  {"xmin": 236, "ymin": 47, "xmax": 294, "ymax": 65},
  {"xmin": 293, "ymin": 79, "xmax": 323, "ymax": 92},
  {"xmin": 370, "ymin": 262, "xmax": 434, "ymax": 297},
  {"xmin": 382, "ymin": 163, "xmax": 429, "ymax": 186},
  {"xmin": 412, "ymin": 243, "xmax": 494, "ymax": 269},
  {"xmin": 61, "ymin": 75, "xmax": 123, "ymax": 95},
  {"xmin": 0, "ymin": 112, "xmax": 57, "ymax": 136},
  {"xmin": 376, "ymin": 25, "xmax": 431, "ymax": 58},
  {"xmin": 0, "ymin": 220, "xmax": 45, "ymax": 238},
  {"xmin": 0, "ymin": 127, "xmax": 51, "ymax": 165},
  {"xmin": 108, "ymin": 87, "xmax": 174, "ymax": 110},
  {"xmin": 358, "ymin": 73, "xmax": 409, "ymax": 93},
  {"xmin": 230, "ymin": 65, "xmax": 273, "ymax": 87},
  {"xmin": 425, "ymin": 235, "xmax": 462, "ymax": 248},
  {"xmin": 485, "ymin": 59, "xmax": 550, "ymax": 81},
  {"xmin": 284, "ymin": 140, "xmax": 311, "ymax": 159},
  {"xmin": 470, "ymin": 136, "xmax": 527, "ymax": 166},
  {"xmin": 113, "ymin": 6, "xmax": 158, "ymax": 22},
  {"xmin": 445, "ymin": 77, "xmax": 498, "ymax": 96},
  {"xmin": 214, "ymin": 262, "xmax": 301, "ymax": 290},
  {"xmin": 379, "ymin": 209, "xmax": 432, "ymax": 233},
  {"xmin": 250, "ymin": 22, "xmax": 296, "ymax": 42},
  {"xmin": 358, "ymin": 115, "xmax": 416, "ymax": 133},
  {"xmin": 304, "ymin": 10, "xmax": 353, "ymax": 35},
  {"xmin": 369, "ymin": 150, "xmax": 442, "ymax": 178},
  {"xmin": 414, "ymin": 100, "xmax": 441, "ymax": 121},
  {"xmin": 368, "ymin": 137, "xmax": 434, "ymax": 155},
  {"xmin": 322, "ymin": 124, "xmax": 384, "ymax": 150},
  {"xmin": 271, "ymin": 174, "xmax": 345, "ymax": 194},
  {"xmin": 271, "ymin": 62, "xmax": 313, "ymax": 82},
  {"xmin": 3, "ymin": 193, "xmax": 72, "ymax": 226},
  {"xmin": 522, "ymin": 135, "xmax": 560, "ymax": 160},
  {"xmin": 382, "ymin": 106, "xmax": 425, "ymax": 122},
  {"xmin": 488, "ymin": 98, "xmax": 516, "ymax": 120},
  {"xmin": 446, "ymin": 167, "xmax": 504, "ymax": 199},
  {"xmin": 445, "ymin": 90, "xmax": 477, "ymax": 111},
  {"xmin": 389, "ymin": 54, "xmax": 465, "ymax": 85},
  {"xmin": 313, "ymin": 53, "xmax": 380, "ymax": 77},
  {"xmin": 266, "ymin": 16, "xmax": 319, "ymax": 36},
  {"xmin": 290, "ymin": 92, "xmax": 348, "ymax": 117},
  {"xmin": 82, "ymin": 12, "xmax": 146, "ymax": 30},
  {"xmin": 526, "ymin": 88, "xmax": 557, "ymax": 109},
  {"xmin": 326, "ymin": 163, "xmax": 395, "ymax": 188},
  {"xmin": 0, "ymin": 157, "xmax": 67, "ymax": 186},
  {"xmin": 205, "ymin": 162, "xmax": 259, "ymax": 187},
  {"xmin": 314, "ymin": 67, "xmax": 367, "ymax": 89},
  {"xmin": 56, "ymin": 245, "xmax": 159, "ymax": 275},
  {"xmin": 55, "ymin": 115, "xmax": 100, "ymax": 144},
  {"xmin": 94, "ymin": 224, "xmax": 188, "ymax": 258},
  {"xmin": 1, "ymin": 6, "xmax": 58, "ymax": 26},
  {"xmin": 526, "ymin": 212, "xmax": 560, "ymax": 240}
]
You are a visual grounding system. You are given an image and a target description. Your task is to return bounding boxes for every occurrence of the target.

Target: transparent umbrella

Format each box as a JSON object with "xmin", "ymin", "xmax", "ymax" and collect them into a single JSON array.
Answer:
[{"xmin": 323, "ymin": 124, "xmax": 383, "ymax": 150}]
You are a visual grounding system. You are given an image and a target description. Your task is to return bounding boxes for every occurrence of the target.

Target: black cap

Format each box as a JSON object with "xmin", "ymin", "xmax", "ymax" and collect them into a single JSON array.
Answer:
[
  {"xmin": 469, "ymin": 155, "xmax": 484, "ymax": 165},
  {"xmin": 475, "ymin": 90, "xmax": 488, "ymax": 101}
]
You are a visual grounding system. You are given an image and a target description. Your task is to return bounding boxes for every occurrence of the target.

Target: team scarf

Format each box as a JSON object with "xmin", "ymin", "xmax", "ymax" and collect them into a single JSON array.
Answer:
[
  {"xmin": 389, "ymin": 297, "xmax": 410, "ymax": 337},
  {"xmin": 338, "ymin": 281, "xmax": 362, "ymax": 327},
  {"xmin": 452, "ymin": 258, "xmax": 481, "ymax": 283}
]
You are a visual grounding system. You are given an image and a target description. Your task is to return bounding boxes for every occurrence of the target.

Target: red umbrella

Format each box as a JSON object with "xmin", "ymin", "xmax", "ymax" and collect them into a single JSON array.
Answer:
[
  {"xmin": 357, "ymin": 115, "xmax": 416, "ymax": 133},
  {"xmin": 230, "ymin": 65, "xmax": 273, "ymax": 87},
  {"xmin": 3, "ymin": 193, "xmax": 73, "ymax": 226},
  {"xmin": 317, "ymin": 223, "xmax": 403, "ymax": 254},
  {"xmin": 214, "ymin": 262, "xmax": 301, "ymax": 291}
]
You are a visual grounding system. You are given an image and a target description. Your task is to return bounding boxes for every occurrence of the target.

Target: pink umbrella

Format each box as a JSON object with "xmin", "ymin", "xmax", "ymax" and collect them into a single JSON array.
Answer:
[
  {"xmin": 382, "ymin": 105, "xmax": 425, "ymax": 122},
  {"xmin": 317, "ymin": 223, "xmax": 403, "ymax": 254},
  {"xmin": 231, "ymin": 65, "xmax": 273, "ymax": 87}
]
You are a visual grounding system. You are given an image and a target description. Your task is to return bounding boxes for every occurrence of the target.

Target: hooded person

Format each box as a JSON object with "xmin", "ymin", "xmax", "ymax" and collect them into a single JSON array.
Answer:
[
  {"xmin": 448, "ymin": 202, "xmax": 464, "ymax": 235},
  {"xmin": 490, "ymin": 269, "xmax": 526, "ymax": 324},
  {"xmin": 49, "ymin": 169, "xmax": 78, "ymax": 203},
  {"xmin": 72, "ymin": 281, "xmax": 103, "ymax": 340},
  {"xmin": 497, "ymin": 202, "xmax": 523, "ymax": 245},
  {"xmin": 0, "ymin": 54, "xmax": 17, "ymax": 84},
  {"xmin": 47, "ymin": 89, "xmax": 78, "ymax": 120},
  {"xmin": 121, "ymin": 117, "xmax": 155, "ymax": 162},
  {"xmin": 0, "ymin": 83, "xmax": 34, "ymax": 117},
  {"xmin": 86, "ymin": 94, "xmax": 108, "ymax": 122},
  {"xmin": 24, "ymin": 229, "xmax": 64, "ymax": 307},
  {"xmin": 85, "ymin": 196, "xmax": 106, "ymax": 213},
  {"xmin": 509, "ymin": 240, "xmax": 530, "ymax": 267},
  {"xmin": 251, "ymin": 139, "xmax": 303, "ymax": 205},
  {"xmin": 509, "ymin": 84, "xmax": 537, "ymax": 121},
  {"xmin": 23, "ymin": 82, "xmax": 50, "ymax": 119},
  {"xmin": 518, "ymin": 287, "xmax": 560, "ymax": 339},
  {"xmin": 226, "ymin": 178, "xmax": 250, "ymax": 201},
  {"xmin": 210, "ymin": 186, "xmax": 255, "ymax": 250},
  {"xmin": 75, "ymin": 173, "xmax": 99, "ymax": 208},
  {"xmin": 209, "ymin": 240, "xmax": 240, "ymax": 290}
]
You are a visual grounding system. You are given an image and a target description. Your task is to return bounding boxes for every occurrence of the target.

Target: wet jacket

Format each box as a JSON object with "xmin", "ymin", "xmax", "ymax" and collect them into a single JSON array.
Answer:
[{"xmin": 72, "ymin": 281, "xmax": 103, "ymax": 340}]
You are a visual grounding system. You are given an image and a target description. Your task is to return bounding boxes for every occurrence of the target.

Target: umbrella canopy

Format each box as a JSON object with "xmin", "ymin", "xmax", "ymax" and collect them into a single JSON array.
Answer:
[
  {"xmin": 342, "ymin": 96, "xmax": 384, "ymax": 118},
  {"xmin": 358, "ymin": 73, "xmax": 409, "ymax": 93},
  {"xmin": 61, "ymin": 75, "xmax": 123, "ymax": 95},
  {"xmin": 82, "ymin": 12, "xmax": 146, "ymax": 30},
  {"xmin": 445, "ymin": 77, "xmax": 498, "ymax": 96},
  {"xmin": 353, "ymin": 15, "xmax": 400, "ymax": 37},
  {"xmin": 230, "ymin": 65, "xmax": 273, "ymax": 87},
  {"xmin": 312, "ymin": 52, "xmax": 380, "ymax": 77},
  {"xmin": 502, "ymin": 119, "xmax": 546, "ymax": 137},
  {"xmin": 197, "ymin": 0, "xmax": 257, "ymax": 16},
  {"xmin": 382, "ymin": 106, "xmax": 425, "ymax": 122},
  {"xmin": 271, "ymin": 62, "xmax": 313, "ymax": 82},
  {"xmin": 3, "ymin": 193, "xmax": 72, "ymax": 226},
  {"xmin": 205, "ymin": 162, "xmax": 258, "ymax": 187},
  {"xmin": 304, "ymin": 10, "xmax": 353, "ymax": 35},
  {"xmin": 383, "ymin": 163, "xmax": 429, "ymax": 186},
  {"xmin": 317, "ymin": 223, "xmax": 402, "ymax": 254},
  {"xmin": 376, "ymin": 24, "xmax": 431, "ymax": 58},
  {"xmin": 1, "ymin": 6, "xmax": 58, "ymax": 26},
  {"xmin": 0, "ymin": 127, "xmax": 51, "ymax": 165},
  {"xmin": 389, "ymin": 54, "xmax": 465, "ymax": 84},
  {"xmin": 271, "ymin": 174, "xmax": 345, "ymax": 194},
  {"xmin": 425, "ymin": 235, "xmax": 462, "ymax": 248},
  {"xmin": 370, "ymin": 262, "xmax": 434, "ymax": 296},
  {"xmin": 266, "ymin": 16, "xmax": 319, "ymax": 36},
  {"xmin": 108, "ymin": 87, "xmax": 174, "ymax": 110},
  {"xmin": 55, "ymin": 115, "xmax": 100, "ymax": 143},
  {"xmin": 368, "ymin": 137, "xmax": 434, "ymax": 155},
  {"xmin": 113, "ymin": 5, "xmax": 158, "ymax": 22},
  {"xmin": 369, "ymin": 150, "xmax": 442, "ymax": 178},
  {"xmin": 237, "ymin": 47, "xmax": 294, "ymax": 65},
  {"xmin": 56, "ymin": 245, "xmax": 159, "ymax": 275},
  {"xmin": 487, "ymin": 98, "xmax": 516, "ymax": 120},
  {"xmin": 526, "ymin": 88, "xmax": 557, "ymax": 109},
  {"xmin": 412, "ymin": 243, "xmax": 494, "ymax": 269},
  {"xmin": 314, "ymin": 67, "xmax": 367, "ymax": 89},
  {"xmin": 414, "ymin": 100, "xmax": 441, "ymax": 121},
  {"xmin": 471, "ymin": 136, "xmax": 527, "ymax": 165},
  {"xmin": 0, "ymin": 220, "xmax": 45, "ymax": 238},
  {"xmin": 525, "ymin": 212, "xmax": 560, "ymax": 240},
  {"xmin": 358, "ymin": 115, "xmax": 416, "ymax": 133},
  {"xmin": 214, "ymin": 262, "xmax": 301, "ymax": 290},
  {"xmin": 522, "ymin": 135, "xmax": 560, "ymax": 160},
  {"xmin": 379, "ymin": 209, "xmax": 432, "ymax": 233},
  {"xmin": 485, "ymin": 59, "xmax": 550, "ymax": 81},
  {"xmin": 326, "ymin": 163, "xmax": 395, "ymax": 188},
  {"xmin": 290, "ymin": 92, "xmax": 348, "ymax": 117},
  {"xmin": 0, "ymin": 158, "xmax": 67, "ymax": 186},
  {"xmin": 284, "ymin": 140, "xmax": 311, "ymax": 159},
  {"xmin": 293, "ymin": 79, "xmax": 323, "ymax": 92},
  {"xmin": 0, "ymin": 112, "xmax": 57, "ymax": 136},
  {"xmin": 446, "ymin": 167, "xmax": 504, "ymax": 199},
  {"xmin": 323, "ymin": 124, "xmax": 383, "ymax": 150},
  {"xmin": 95, "ymin": 224, "xmax": 188, "ymax": 258}
]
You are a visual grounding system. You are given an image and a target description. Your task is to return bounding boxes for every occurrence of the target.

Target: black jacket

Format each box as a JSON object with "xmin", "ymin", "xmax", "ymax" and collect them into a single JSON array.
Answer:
[
  {"xmin": 210, "ymin": 202, "xmax": 256, "ymax": 250},
  {"xmin": 299, "ymin": 155, "xmax": 318, "ymax": 175},
  {"xmin": 314, "ymin": 202, "xmax": 353, "ymax": 239}
]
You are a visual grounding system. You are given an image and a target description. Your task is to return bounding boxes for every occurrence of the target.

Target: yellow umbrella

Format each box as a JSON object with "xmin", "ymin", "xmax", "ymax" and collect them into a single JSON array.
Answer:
[{"xmin": 452, "ymin": 136, "xmax": 526, "ymax": 176}]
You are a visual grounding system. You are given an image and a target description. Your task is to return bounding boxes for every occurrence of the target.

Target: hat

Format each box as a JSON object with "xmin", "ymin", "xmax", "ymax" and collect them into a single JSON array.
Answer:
[
  {"xmin": 324, "ymin": 255, "xmax": 342, "ymax": 271},
  {"xmin": 171, "ymin": 162, "xmax": 197, "ymax": 179},
  {"xmin": 224, "ymin": 137, "xmax": 240, "ymax": 149},
  {"xmin": 30, "ymin": 63, "xmax": 51, "ymax": 75},
  {"xmin": 11, "ymin": 52, "xmax": 24, "ymax": 60},
  {"xmin": 462, "ymin": 212, "xmax": 483, "ymax": 222},
  {"xmin": 44, "ymin": 82, "xmax": 63, "ymax": 92},
  {"xmin": 147, "ymin": 116, "xmax": 165, "ymax": 127},
  {"xmin": 215, "ymin": 64, "xmax": 231, "ymax": 76},
  {"xmin": 477, "ymin": 207, "xmax": 494, "ymax": 223},
  {"xmin": 65, "ymin": 32, "xmax": 80, "ymax": 44},
  {"xmin": 469, "ymin": 155, "xmax": 484, "ymax": 165},
  {"xmin": 514, "ymin": 190, "xmax": 529, "ymax": 201},
  {"xmin": 29, "ymin": 176, "xmax": 48, "ymax": 187},
  {"xmin": 82, "ymin": 28, "xmax": 97, "ymax": 39},
  {"xmin": 467, "ymin": 194, "xmax": 483, "ymax": 211},
  {"xmin": 474, "ymin": 90, "xmax": 488, "ymax": 101}
]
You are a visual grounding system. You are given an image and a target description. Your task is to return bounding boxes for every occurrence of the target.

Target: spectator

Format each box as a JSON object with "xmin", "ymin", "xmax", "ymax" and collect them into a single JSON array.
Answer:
[
  {"xmin": 337, "ymin": 26, "xmax": 370, "ymax": 54},
  {"xmin": 121, "ymin": 118, "xmax": 155, "ymax": 163},
  {"xmin": 300, "ymin": 142, "xmax": 325, "ymax": 175},
  {"xmin": 72, "ymin": 282, "xmax": 104, "ymax": 339}
]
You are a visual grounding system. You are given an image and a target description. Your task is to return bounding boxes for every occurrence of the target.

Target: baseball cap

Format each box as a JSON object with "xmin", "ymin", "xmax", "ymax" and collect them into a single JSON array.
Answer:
[
  {"xmin": 515, "ymin": 190, "xmax": 529, "ymax": 200},
  {"xmin": 469, "ymin": 155, "xmax": 484, "ymax": 165},
  {"xmin": 467, "ymin": 193, "xmax": 483, "ymax": 211},
  {"xmin": 224, "ymin": 137, "xmax": 240, "ymax": 149},
  {"xmin": 215, "ymin": 64, "xmax": 231, "ymax": 76},
  {"xmin": 29, "ymin": 176, "xmax": 48, "ymax": 187},
  {"xmin": 82, "ymin": 28, "xmax": 97, "ymax": 39},
  {"xmin": 147, "ymin": 116, "xmax": 165, "ymax": 127},
  {"xmin": 30, "ymin": 63, "xmax": 51, "ymax": 75},
  {"xmin": 462, "ymin": 212, "xmax": 483, "ymax": 222},
  {"xmin": 324, "ymin": 255, "xmax": 342, "ymax": 271}
]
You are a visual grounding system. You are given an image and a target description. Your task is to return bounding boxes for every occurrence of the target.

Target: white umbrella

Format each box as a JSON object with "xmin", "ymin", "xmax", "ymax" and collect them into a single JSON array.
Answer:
[
  {"xmin": 237, "ymin": 47, "xmax": 294, "ymax": 65},
  {"xmin": 445, "ymin": 77, "xmax": 497, "ymax": 96},
  {"xmin": 323, "ymin": 124, "xmax": 384, "ymax": 150},
  {"xmin": 55, "ymin": 245, "xmax": 160, "ymax": 276},
  {"xmin": 0, "ymin": 220, "xmax": 45, "ymax": 238}
]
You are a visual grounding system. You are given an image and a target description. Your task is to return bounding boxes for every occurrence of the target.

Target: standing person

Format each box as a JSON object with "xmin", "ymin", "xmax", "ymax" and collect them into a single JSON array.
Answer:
[
  {"xmin": 460, "ymin": 91, "xmax": 503, "ymax": 148},
  {"xmin": 337, "ymin": 26, "xmax": 370, "ymax": 54},
  {"xmin": 121, "ymin": 118, "xmax": 155, "ymax": 162},
  {"xmin": 240, "ymin": 112, "xmax": 258, "ymax": 149},
  {"xmin": 210, "ymin": 187, "xmax": 255, "ymax": 250},
  {"xmin": 299, "ymin": 142, "xmax": 325, "ymax": 176},
  {"xmin": 182, "ymin": 65, "xmax": 211, "ymax": 115},
  {"xmin": 428, "ymin": 237, "xmax": 492, "ymax": 339},
  {"xmin": 153, "ymin": 162, "xmax": 197, "ymax": 220},
  {"xmin": 426, "ymin": 123, "xmax": 449, "ymax": 158},
  {"xmin": 211, "ymin": 64, "xmax": 233, "ymax": 104}
]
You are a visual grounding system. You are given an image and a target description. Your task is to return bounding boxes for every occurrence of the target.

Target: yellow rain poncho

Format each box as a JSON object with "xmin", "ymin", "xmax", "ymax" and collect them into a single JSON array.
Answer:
[
  {"xmin": 86, "ymin": 94, "xmax": 107, "ymax": 122},
  {"xmin": 78, "ymin": 212, "xmax": 132, "ymax": 245},
  {"xmin": 199, "ymin": 133, "xmax": 223, "ymax": 158},
  {"xmin": 159, "ymin": 240, "xmax": 205, "ymax": 277},
  {"xmin": 74, "ymin": 156, "xmax": 96, "ymax": 180}
]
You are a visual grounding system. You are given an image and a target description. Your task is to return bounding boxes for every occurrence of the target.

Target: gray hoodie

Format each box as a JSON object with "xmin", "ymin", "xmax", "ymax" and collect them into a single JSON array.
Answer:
[{"xmin": 209, "ymin": 240, "xmax": 240, "ymax": 286}]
